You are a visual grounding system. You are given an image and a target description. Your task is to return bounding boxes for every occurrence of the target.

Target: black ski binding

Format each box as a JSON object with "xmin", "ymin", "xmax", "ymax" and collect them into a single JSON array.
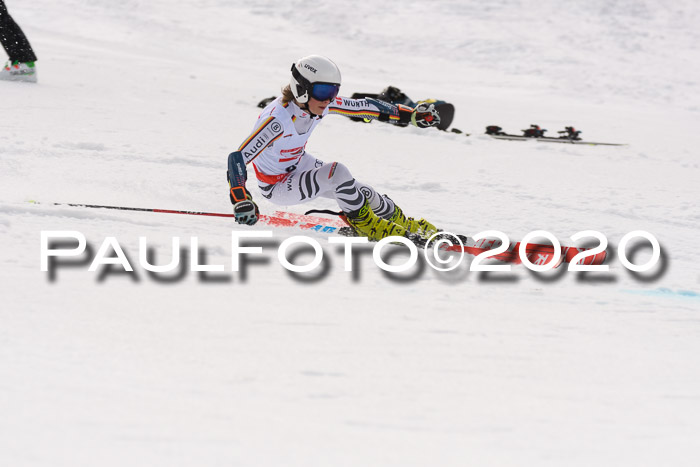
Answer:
[
  {"xmin": 485, "ymin": 125, "xmax": 506, "ymax": 135},
  {"xmin": 558, "ymin": 126, "xmax": 582, "ymax": 140},
  {"xmin": 522, "ymin": 124, "xmax": 547, "ymax": 138}
]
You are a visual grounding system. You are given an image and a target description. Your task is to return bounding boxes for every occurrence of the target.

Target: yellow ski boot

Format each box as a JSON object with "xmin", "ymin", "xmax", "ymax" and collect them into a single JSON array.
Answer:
[
  {"xmin": 345, "ymin": 200, "xmax": 407, "ymax": 241},
  {"xmin": 389, "ymin": 205, "xmax": 439, "ymax": 238}
]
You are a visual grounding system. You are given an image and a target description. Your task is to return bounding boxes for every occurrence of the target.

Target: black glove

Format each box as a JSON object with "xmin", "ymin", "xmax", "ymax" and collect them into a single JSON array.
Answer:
[
  {"xmin": 230, "ymin": 186, "xmax": 260, "ymax": 226},
  {"xmin": 234, "ymin": 199, "xmax": 260, "ymax": 225},
  {"xmin": 411, "ymin": 103, "xmax": 441, "ymax": 128}
]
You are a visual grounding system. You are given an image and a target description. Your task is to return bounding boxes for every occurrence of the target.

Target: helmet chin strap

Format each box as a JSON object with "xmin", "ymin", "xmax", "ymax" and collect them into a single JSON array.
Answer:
[{"xmin": 294, "ymin": 98, "xmax": 319, "ymax": 117}]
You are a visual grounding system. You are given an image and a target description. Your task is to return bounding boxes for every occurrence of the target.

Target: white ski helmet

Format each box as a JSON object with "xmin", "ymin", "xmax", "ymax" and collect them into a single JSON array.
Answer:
[{"xmin": 290, "ymin": 55, "xmax": 342, "ymax": 104}]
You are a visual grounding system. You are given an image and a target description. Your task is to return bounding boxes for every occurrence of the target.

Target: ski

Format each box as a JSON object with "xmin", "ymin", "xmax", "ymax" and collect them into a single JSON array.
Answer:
[
  {"xmin": 489, "ymin": 134, "xmax": 626, "ymax": 146},
  {"xmin": 486, "ymin": 125, "xmax": 626, "ymax": 146},
  {"xmin": 442, "ymin": 236, "xmax": 607, "ymax": 266},
  {"xmin": 30, "ymin": 201, "xmax": 606, "ymax": 266},
  {"xmin": 336, "ymin": 227, "xmax": 607, "ymax": 267}
]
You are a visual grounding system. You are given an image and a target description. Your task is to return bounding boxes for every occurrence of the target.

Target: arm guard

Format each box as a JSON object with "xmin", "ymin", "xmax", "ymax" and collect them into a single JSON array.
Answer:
[
  {"xmin": 327, "ymin": 96, "xmax": 415, "ymax": 125},
  {"xmin": 366, "ymin": 98, "xmax": 415, "ymax": 125},
  {"xmin": 227, "ymin": 151, "xmax": 249, "ymax": 203}
]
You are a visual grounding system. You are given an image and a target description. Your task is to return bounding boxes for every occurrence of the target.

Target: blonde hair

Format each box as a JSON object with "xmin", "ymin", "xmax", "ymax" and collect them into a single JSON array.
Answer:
[{"xmin": 281, "ymin": 84, "xmax": 295, "ymax": 105}]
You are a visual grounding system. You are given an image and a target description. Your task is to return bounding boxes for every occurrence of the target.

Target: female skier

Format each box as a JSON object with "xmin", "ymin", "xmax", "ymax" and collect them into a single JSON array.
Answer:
[{"xmin": 227, "ymin": 55, "xmax": 441, "ymax": 241}]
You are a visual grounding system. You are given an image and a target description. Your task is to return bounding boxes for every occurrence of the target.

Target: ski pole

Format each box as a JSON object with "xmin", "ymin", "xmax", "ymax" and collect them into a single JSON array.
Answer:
[{"xmin": 29, "ymin": 200, "xmax": 237, "ymax": 218}]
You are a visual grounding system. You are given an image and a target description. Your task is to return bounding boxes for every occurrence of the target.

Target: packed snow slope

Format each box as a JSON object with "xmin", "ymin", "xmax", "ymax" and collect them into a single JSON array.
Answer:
[{"xmin": 2, "ymin": 1, "xmax": 700, "ymax": 466}]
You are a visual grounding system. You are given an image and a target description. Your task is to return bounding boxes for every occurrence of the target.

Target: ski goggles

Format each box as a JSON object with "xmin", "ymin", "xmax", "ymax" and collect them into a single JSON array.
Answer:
[{"xmin": 310, "ymin": 82, "xmax": 340, "ymax": 102}]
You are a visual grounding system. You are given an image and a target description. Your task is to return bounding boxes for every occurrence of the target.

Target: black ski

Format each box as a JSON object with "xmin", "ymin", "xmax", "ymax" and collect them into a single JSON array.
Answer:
[{"xmin": 485, "ymin": 125, "xmax": 626, "ymax": 146}]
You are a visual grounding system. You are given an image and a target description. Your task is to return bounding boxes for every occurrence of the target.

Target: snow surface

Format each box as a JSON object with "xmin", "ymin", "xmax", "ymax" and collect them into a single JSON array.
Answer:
[{"xmin": 2, "ymin": 0, "xmax": 700, "ymax": 466}]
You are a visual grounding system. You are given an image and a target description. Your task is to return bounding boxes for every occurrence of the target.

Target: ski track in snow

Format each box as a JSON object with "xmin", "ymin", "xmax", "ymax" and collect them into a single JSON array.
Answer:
[{"xmin": 2, "ymin": 1, "xmax": 700, "ymax": 466}]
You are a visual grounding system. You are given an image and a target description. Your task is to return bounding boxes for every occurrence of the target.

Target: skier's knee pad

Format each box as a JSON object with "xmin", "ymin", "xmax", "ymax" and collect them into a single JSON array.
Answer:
[
  {"xmin": 357, "ymin": 182, "xmax": 384, "ymax": 207},
  {"xmin": 355, "ymin": 183, "xmax": 395, "ymax": 218},
  {"xmin": 357, "ymin": 184, "xmax": 377, "ymax": 202}
]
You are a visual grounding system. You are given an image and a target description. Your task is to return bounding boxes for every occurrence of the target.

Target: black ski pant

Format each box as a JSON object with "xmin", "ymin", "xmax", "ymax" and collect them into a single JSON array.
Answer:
[{"xmin": 0, "ymin": 0, "xmax": 37, "ymax": 63}]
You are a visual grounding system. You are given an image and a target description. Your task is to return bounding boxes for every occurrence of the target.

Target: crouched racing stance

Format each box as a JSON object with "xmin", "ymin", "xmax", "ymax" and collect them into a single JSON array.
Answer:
[{"xmin": 227, "ymin": 55, "xmax": 441, "ymax": 241}]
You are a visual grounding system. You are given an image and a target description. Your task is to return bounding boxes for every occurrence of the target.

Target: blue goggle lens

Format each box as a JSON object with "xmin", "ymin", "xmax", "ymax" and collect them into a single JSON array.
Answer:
[{"xmin": 311, "ymin": 83, "xmax": 340, "ymax": 101}]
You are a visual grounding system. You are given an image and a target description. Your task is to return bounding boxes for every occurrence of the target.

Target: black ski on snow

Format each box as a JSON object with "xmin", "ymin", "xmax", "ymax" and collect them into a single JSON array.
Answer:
[{"xmin": 486, "ymin": 125, "xmax": 626, "ymax": 146}]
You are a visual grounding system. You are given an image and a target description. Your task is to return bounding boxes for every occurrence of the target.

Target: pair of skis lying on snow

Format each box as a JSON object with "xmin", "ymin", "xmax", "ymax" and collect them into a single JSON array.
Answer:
[
  {"xmin": 35, "ymin": 202, "xmax": 607, "ymax": 267},
  {"xmin": 488, "ymin": 133, "xmax": 625, "ymax": 146},
  {"xmin": 485, "ymin": 125, "xmax": 625, "ymax": 146}
]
